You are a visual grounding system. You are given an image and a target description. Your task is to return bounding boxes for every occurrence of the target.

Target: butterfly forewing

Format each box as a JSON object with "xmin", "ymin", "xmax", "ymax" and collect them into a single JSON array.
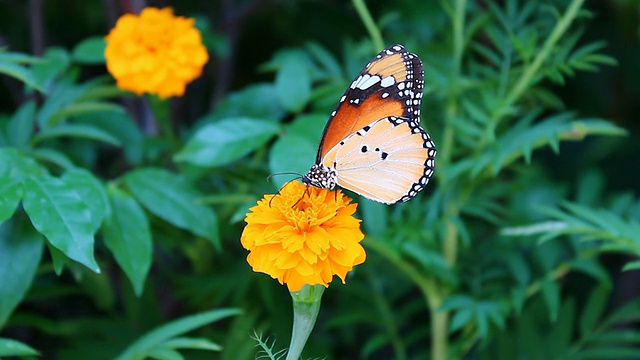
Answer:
[
  {"xmin": 321, "ymin": 116, "xmax": 435, "ymax": 204},
  {"xmin": 301, "ymin": 44, "xmax": 435, "ymax": 204},
  {"xmin": 316, "ymin": 44, "xmax": 424, "ymax": 162}
]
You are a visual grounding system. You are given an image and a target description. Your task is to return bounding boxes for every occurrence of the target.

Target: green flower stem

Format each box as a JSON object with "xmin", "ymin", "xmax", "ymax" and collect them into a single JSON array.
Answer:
[
  {"xmin": 286, "ymin": 284, "xmax": 325, "ymax": 360},
  {"xmin": 146, "ymin": 94, "xmax": 178, "ymax": 151},
  {"xmin": 352, "ymin": 0, "xmax": 384, "ymax": 50}
]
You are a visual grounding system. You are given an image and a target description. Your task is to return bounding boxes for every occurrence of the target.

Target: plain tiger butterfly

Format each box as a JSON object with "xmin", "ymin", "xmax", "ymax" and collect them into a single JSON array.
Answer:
[{"xmin": 301, "ymin": 44, "xmax": 437, "ymax": 204}]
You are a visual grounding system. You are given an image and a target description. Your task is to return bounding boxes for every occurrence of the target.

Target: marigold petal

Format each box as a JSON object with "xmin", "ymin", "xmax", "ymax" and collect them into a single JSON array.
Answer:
[
  {"xmin": 273, "ymin": 250, "xmax": 299, "ymax": 270},
  {"xmin": 305, "ymin": 228, "xmax": 331, "ymax": 255},
  {"xmin": 241, "ymin": 181, "xmax": 366, "ymax": 291}
]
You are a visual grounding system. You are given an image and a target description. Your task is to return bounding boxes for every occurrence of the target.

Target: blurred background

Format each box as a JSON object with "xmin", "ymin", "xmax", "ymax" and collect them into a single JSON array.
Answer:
[{"xmin": 0, "ymin": 0, "xmax": 639, "ymax": 359}]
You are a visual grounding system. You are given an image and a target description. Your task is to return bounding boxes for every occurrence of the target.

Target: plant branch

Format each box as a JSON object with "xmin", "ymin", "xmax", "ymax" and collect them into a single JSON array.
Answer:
[
  {"xmin": 352, "ymin": 0, "xmax": 384, "ymax": 50},
  {"xmin": 365, "ymin": 236, "xmax": 444, "ymax": 358},
  {"xmin": 498, "ymin": 0, "xmax": 586, "ymax": 119}
]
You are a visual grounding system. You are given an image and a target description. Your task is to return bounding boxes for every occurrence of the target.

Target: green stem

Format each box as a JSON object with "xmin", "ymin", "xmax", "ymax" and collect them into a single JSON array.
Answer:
[
  {"xmin": 365, "ymin": 237, "xmax": 443, "ymax": 356},
  {"xmin": 430, "ymin": 2, "xmax": 467, "ymax": 359},
  {"xmin": 498, "ymin": 0, "xmax": 585, "ymax": 119},
  {"xmin": 146, "ymin": 95, "xmax": 178, "ymax": 151},
  {"xmin": 439, "ymin": 0, "xmax": 466, "ymax": 167},
  {"xmin": 352, "ymin": 0, "xmax": 384, "ymax": 50},
  {"xmin": 368, "ymin": 272, "xmax": 407, "ymax": 360},
  {"xmin": 286, "ymin": 284, "xmax": 325, "ymax": 360},
  {"xmin": 452, "ymin": 0, "xmax": 466, "ymax": 88}
]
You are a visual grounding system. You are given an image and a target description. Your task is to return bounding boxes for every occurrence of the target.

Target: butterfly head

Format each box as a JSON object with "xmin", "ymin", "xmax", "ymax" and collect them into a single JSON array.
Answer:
[{"xmin": 302, "ymin": 164, "xmax": 337, "ymax": 190}]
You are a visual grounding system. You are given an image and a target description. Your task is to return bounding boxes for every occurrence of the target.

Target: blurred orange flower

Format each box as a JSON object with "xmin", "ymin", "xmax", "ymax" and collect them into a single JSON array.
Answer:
[
  {"xmin": 241, "ymin": 181, "xmax": 366, "ymax": 292},
  {"xmin": 104, "ymin": 7, "xmax": 208, "ymax": 98}
]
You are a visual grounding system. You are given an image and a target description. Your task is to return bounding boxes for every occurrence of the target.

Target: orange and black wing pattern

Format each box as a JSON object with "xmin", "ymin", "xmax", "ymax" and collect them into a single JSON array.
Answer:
[{"xmin": 315, "ymin": 44, "xmax": 424, "ymax": 162}]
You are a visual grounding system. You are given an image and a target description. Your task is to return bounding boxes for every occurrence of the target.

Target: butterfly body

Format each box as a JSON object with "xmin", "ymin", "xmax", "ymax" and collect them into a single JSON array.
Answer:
[{"xmin": 302, "ymin": 44, "xmax": 436, "ymax": 204}]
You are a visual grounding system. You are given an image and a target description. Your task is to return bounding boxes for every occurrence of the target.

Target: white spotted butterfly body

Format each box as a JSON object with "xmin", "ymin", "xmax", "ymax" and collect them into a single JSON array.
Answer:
[{"xmin": 302, "ymin": 44, "xmax": 436, "ymax": 204}]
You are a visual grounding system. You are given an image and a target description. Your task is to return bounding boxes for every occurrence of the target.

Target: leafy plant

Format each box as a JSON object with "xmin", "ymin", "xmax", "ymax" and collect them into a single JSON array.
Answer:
[{"xmin": 0, "ymin": 0, "xmax": 637, "ymax": 359}]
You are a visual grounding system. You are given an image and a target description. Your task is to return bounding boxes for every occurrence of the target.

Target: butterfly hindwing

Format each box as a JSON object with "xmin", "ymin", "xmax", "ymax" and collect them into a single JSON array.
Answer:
[
  {"xmin": 321, "ymin": 116, "xmax": 436, "ymax": 204},
  {"xmin": 316, "ymin": 44, "xmax": 425, "ymax": 162},
  {"xmin": 301, "ymin": 44, "xmax": 436, "ymax": 204}
]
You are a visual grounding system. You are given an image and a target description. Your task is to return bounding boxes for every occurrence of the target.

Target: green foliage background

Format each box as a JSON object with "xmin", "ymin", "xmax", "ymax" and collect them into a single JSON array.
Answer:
[{"xmin": 0, "ymin": 0, "xmax": 639, "ymax": 359}]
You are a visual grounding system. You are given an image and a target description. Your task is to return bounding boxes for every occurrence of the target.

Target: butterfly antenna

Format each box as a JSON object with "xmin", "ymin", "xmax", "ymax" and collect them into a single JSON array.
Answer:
[
  {"xmin": 266, "ymin": 172, "xmax": 304, "ymax": 183},
  {"xmin": 268, "ymin": 176, "xmax": 304, "ymax": 208},
  {"xmin": 291, "ymin": 183, "xmax": 311, "ymax": 208}
]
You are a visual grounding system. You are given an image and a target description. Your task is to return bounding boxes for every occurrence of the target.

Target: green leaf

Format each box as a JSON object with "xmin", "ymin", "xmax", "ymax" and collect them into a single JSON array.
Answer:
[
  {"xmin": 570, "ymin": 259, "xmax": 611, "ymax": 285},
  {"xmin": 48, "ymin": 243, "xmax": 67, "ymax": 275},
  {"xmin": 362, "ymin": 333, "xmax": 391, "ymax": 359},
  {"xmin": 622, "ymin": 260, "xmax": 640, "ymax": 272},
  {"xmin": 0, "ymin": 180, "xmax": 23, "ymax": 223},
  {"xmin": 580, "ymin": 284, "xmax": 610, "ymax": 337},
  {"xmin": 114, "ymin": 308, "xmax": 242, "ymax": 360},
  {"xmin": 591, "ymin": 329, "xmax": 640, "ymax": 345},
  {"xmin": 48, "ymin": 101, "xmax": 125, "ymax": 125},
  {"xmin": 450, "ymin": 308, "xmax": 474, "ymax": 332},
  {"xmin": 268, "ymin": 114, "xmax": 325, "ymax": 188},
  {"xmin": 440, "ymin": 295, "xmax": 475, "ymax": 310},
  {"xmin": 6, "ymin": 100, "xmax": 36, "ymax": 148},
  {"xmin": 22, "ymin": 175, "xmax": 99, "ymax": 272},
  {"xmin": 0, "ymin": 51, "xmax": 43, "ymax": 65},
  {"xmin": 0, "ymin": 148, "xmax": 46, "ymax": 180},
  {"xmin": 541, "ymin": 278, "xmax": 560, "ymax": 322},
  {"xmin": 211, "ymin": 83, "xmax": 285, "ymax": 121},
  {"xmin": 305, "ymin": 42, "xmax": 343, "ymax": 77},
  {"xmin": 0, "ymin": 337, "xmax": 40, "ymax": 357},
  {"xmin": 402, "ymin": 243, "xmax": 456, "ymax": 285},
  {"xmin": 548, "ymin": 298, "xmax": 576, "ymax": 355},
  {"xmin": 74, "ymin": 112, "xmax": 143, "ymax": 164},
  {"xmin": 360, "ymin": 200, "xmax": 388, "ymax": 237},
  {"xmin": 102, "ymin": 185, "xmax": 152, "ymax": 297},
  {"xmin": 576, "ymin": 348, "xmax": 640, "ymax": 359},
  {"xmin": 32, "ymin": 123, "xmax": 123, "ymax": 146},
  {"xmin": 275, "ymin": 52, "xmax": 312, "ymax": 113},
  {"xmin": 123, "ymin": 168, "xmax": 220, "ymax": 248},
  {"xmin": 36, "ymin": 76, "xmax": 106, "ymax": 128},
  {"xmin": 174, "ymin": 118, "xmax": 279, "ymax": 168},
  {"xmin": 62, "ymin": 168, "xmax": 110, "ymax": 232},
  {"xmin": 147, "ymin": 347, "xmax": 182, "ymax": 360},
  {"xmin": 0, "ymin": 57, "xmax": 46, "ymax": 93},
  {"xmin": 163, "ymin": 337, "xmax": 222, "ymax": 351},
  {"xmin": 72, "ymin": 36, "xmax": 106, "ymax": 64},
  {"xmin": 268, "ymin": 134, "xmax": 315, "ymax": 188},
  {"xmin": 30, "ymin": 47, "xmax": 70, "ymax": 91},
  {"xmin": 29, "ymin": 148, "xmax": 76, "ymax": 170},
  {"xmin": 286, "ymin": 113, "xmax": 327, "ymax": 141},
  {"xmin": 0, "ymin": 213, "xmax": 44, "ymax": 329}
]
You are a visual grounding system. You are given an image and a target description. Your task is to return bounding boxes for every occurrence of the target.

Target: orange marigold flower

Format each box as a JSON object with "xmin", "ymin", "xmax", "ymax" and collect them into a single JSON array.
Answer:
[
  {"xmin": 104, "ymin": 7, "xmax": 209, "ymax": 99},
  {"xmin": 241, "ymin": 181, "xmax": 366, "ymax": 292}
]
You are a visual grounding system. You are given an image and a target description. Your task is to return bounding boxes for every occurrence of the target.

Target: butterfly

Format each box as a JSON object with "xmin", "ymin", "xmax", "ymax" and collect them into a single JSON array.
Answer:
[{"xmin": 301, "ymin": 44, "xmax": 436, "ymax": 204}]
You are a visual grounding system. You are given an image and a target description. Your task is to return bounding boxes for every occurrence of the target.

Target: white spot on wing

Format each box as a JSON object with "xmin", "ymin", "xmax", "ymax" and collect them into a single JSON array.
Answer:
[
  {"xmin": 350, "ymin": 76, "xmax": 362, "ymax": 89},
  {"xmin": 356, "ymin": 74, "xmax": 381, "ymax": 90},
  {"xmin": 380, "ymin": 76, "xmax": 395, "ymax": 87}
]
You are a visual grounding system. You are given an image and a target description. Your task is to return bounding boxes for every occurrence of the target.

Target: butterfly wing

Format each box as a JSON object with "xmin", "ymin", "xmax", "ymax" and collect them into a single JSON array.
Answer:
[
  {"xmin": 320, "ymin": 116, "xmax": 436, "ymax": 204},
  {"xmin": 316, "ymin": 44, "xmax": 424, "ymax": 163}
]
